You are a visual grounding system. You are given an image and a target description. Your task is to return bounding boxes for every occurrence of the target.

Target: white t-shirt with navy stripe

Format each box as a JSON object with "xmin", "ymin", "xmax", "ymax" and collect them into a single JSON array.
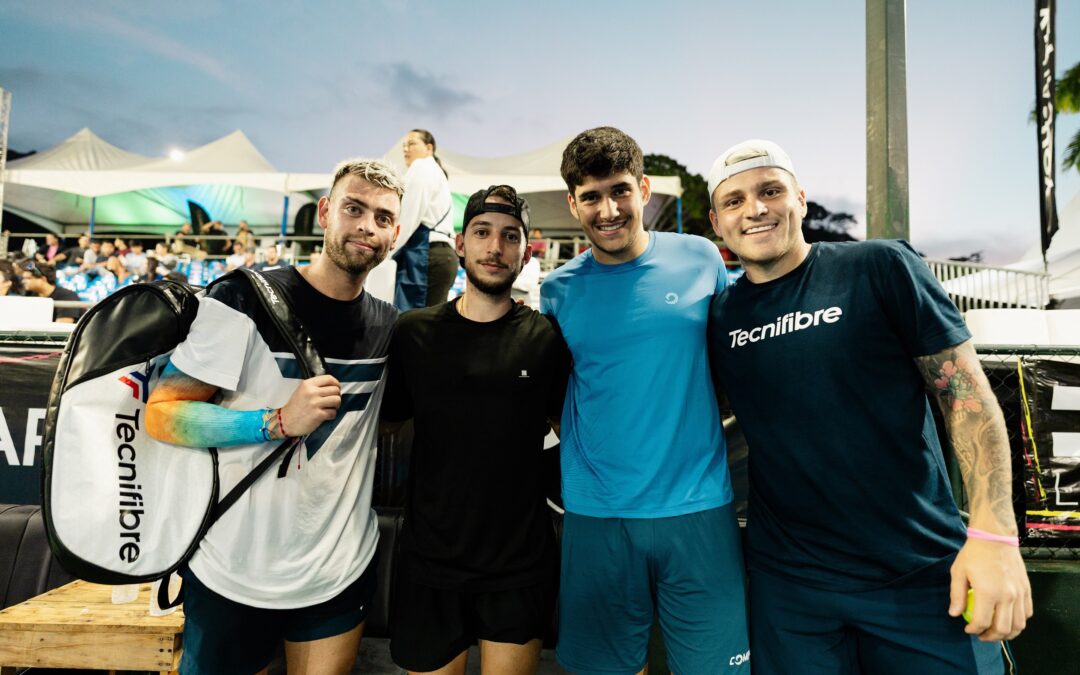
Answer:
[{"xmin": 171, "ymin": 267, "xmax": 397, "ymax": 609}]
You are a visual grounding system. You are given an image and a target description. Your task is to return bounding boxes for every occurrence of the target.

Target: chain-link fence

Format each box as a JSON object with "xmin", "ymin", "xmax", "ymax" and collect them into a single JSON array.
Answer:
[{"xmin": 977, "ymin": 345, "xmax": 1080, "ymax": 561}]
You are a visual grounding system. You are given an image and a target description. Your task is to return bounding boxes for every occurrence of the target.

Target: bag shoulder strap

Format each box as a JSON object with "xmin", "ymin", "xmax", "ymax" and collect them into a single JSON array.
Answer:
[{"xmin": 205, "ymin": 269, "xmax": 327, "ymax": 524}]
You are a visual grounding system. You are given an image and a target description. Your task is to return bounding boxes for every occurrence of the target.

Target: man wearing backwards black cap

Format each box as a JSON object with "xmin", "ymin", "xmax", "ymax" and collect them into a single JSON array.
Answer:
[
  {"xmin": 382, "ymin": 185, "xmax": 570, "ymax": 675},
  {"xmin": 706, "ymin": 139, "xmax": 1032, "ymax": 674}
]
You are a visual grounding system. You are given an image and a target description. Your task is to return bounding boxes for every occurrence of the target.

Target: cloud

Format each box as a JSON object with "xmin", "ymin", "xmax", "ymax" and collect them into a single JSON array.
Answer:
[
  {"xmin": 79, "ymin": 12, "xmax": 231, "ymax": 84},
  {"xmin": 0, "ymin": 66, "xmax": 47, "ymax": 91},
  {"xmin": 379, "ymin": 62, "xmax": 479, "ymax": 117},
  {"xmin": 6, "ymin": 4, "xmax": 232, "ymax": 86},
  {"xmin": 0, "ymin": 64, "xmax": 128, "ymax": 100}
]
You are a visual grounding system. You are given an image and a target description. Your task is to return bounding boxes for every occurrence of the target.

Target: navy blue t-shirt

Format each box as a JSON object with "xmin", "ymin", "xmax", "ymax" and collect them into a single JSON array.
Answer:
[{"xmin": 708, "ymin": 240, "xmax": 971, "ymax": 591}]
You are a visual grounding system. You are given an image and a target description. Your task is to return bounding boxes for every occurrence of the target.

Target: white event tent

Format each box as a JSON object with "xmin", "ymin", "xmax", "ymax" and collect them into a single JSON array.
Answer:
[
  {"xmin": 2, "ymin": 128, "xmax": 313, "ymax": 233},
  {"xmin": 2, "ymin": 130, "xmax": 684, "ymax": 237},
  {"xmin": 939, "ymin": 190, "xmax": 1080, "ymax": 308}
]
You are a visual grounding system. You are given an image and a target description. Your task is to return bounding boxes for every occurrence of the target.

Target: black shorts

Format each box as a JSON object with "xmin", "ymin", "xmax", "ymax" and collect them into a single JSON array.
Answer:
[
  {"xmin": 179, "ymin": 553, "xmax": 378, "ymax": 675},
  {"xmin": 389, "ymin": 564, "xmax": 556, "ymax": 672}
]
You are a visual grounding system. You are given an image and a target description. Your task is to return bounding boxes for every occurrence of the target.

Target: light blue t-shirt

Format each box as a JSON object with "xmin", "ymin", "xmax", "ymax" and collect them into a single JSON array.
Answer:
[{"xmin": 541, "ymin": 231, "xmax": 733, "ymax": 518}]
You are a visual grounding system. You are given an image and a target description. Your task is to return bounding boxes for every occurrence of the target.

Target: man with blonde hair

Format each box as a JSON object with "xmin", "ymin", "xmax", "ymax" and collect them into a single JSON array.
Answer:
[{"xmin": 146, "ymin": 158, "xmax": 403, "ymax": 674}]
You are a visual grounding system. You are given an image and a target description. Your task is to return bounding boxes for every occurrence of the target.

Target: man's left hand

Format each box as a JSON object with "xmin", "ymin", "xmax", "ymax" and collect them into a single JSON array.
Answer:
[{"xmin": 949, "ymin": 537, "xmax": 1033, "ymax": 641}]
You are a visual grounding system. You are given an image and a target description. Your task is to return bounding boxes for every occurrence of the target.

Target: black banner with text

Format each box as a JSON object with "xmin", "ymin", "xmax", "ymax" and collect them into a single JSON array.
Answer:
[
  {"xmin": 0, "ymin": 347, "xmax": 60, "ymax": 505},
  {"xmin": 1035, "ymin": 0, "xmax": 1058, "ymax": 253}
]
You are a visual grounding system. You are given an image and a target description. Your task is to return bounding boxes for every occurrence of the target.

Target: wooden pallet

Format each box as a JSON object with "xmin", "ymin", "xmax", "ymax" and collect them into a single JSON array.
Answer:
[{"xmin": 0, "ymin": 580, "xmax": 183, "ymax": 674}]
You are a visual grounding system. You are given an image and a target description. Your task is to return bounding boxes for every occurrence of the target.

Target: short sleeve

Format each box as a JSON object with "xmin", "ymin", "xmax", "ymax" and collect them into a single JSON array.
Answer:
[
  {"xmin": 544, "ymin": 316, "xmax": 571, "ymax": 421},
  {"xmin": 380, "ymin": 324, "xmax": 413, "ymax": 424},
  {"xmin": 540, "ymin": 275, "xmax": 558, "ymax": 316},
  {"xmin": 878, "ymin": 241, "xmax": 971, "ymax": 357},
  {"xmin": 170, "ymin": 295, "xmax": 254, "ymax": 391},
  {"xmin": 710, "ymin": 243, "xmax": 729, "ymax": 293}
]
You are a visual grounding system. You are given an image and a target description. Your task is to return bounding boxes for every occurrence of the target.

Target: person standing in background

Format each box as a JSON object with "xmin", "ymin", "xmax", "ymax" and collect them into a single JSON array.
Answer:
[
  {"xmin": 235, "ymin": 220, "xmax": 255, "ymax": 249},
  {"xmin": 393, "ymin": 129, "xmax": 457, "ymax": 310}
]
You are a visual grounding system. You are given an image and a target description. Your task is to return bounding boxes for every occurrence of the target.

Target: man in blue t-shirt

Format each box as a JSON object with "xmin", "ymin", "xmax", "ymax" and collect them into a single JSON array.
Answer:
[
  {"xmin": 541, "ymin": 127, "xmax": 749, "ymax": 675},
  {"xmin": 706, "ymin": 139, "xmax": 1032, "ymax": 674}
]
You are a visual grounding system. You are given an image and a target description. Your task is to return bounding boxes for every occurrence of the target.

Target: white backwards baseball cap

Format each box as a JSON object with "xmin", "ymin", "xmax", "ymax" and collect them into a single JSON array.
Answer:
[{"xmin": 707, "ymin": 139, "xmax": 796, "ymax": 199}]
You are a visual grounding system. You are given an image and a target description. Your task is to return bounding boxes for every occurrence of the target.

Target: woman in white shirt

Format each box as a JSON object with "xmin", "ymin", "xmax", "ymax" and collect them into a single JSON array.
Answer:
[{"xmin": 393, "ymin": 129, "xmax": 456, "ymax": 309}]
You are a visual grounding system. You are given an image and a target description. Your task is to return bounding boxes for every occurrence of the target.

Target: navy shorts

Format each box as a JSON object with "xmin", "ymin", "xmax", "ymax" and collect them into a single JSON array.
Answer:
[
  {"xmin": 179, "ymin": 554, "xmax": 378, "ymax": 675},
  {"xmin": 749, "ymin": 567, "xmax": 1004, "ymax": 675},
  {"xmin": 556, "ymin": 503, "xmax": 750, "ymax": 675}
]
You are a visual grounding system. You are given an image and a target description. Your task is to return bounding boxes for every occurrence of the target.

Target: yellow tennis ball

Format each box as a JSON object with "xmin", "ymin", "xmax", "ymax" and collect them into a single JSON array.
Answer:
[{"xmin": 962, "ymin": 588, "xmax": 975, "ymax": 623}]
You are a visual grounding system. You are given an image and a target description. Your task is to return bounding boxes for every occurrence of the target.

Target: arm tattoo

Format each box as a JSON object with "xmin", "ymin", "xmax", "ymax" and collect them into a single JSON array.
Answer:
[{"xmin": 915, "ymin": 340, "xmax": 1016, "ymax": 534}]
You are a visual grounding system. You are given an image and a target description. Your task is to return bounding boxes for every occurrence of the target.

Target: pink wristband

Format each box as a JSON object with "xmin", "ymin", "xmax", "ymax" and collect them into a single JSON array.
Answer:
[{"xmin": 966, "ymin": 527, "xmax": 1019, "ymax": 546}]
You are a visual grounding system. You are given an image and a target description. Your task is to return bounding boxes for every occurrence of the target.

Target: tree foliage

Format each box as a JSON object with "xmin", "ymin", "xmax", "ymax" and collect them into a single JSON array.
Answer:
[
  {"xmin": 1059, "ymin": 61, "xmax": 1080, "ymax": 172},
  {"xmin": 802, "ymin": 201, "xmax": 858, "ymax": 243},
  {"xmin": 1031, "ymin": 59, "xmax": 1080, "ymax": 173},
  {"xmin": 643, "ymin": 154, "xmax": 713, "ymax": 237},
  {"xmin": 644, "ymin": 152, "xmax": 863, "ymax": 248}
]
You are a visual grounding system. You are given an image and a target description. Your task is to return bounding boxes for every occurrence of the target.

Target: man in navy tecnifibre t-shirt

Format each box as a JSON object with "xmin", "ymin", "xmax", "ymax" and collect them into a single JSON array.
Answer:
[{"xmin": 706, "ymin": 139, "xmax": 1032, "ymax": 674}]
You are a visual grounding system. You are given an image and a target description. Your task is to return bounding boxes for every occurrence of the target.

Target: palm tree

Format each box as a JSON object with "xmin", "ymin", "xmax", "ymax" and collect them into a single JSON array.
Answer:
[{"xmin": 1059, "ymin": 61, "xmax": 1080, "ymax": 173}]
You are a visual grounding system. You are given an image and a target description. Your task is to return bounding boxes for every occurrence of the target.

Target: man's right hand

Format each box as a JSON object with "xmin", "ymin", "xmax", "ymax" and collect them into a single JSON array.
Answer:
[{"xmin": 280, "ymin": 375, "xmax": 341, "ymax": 437}]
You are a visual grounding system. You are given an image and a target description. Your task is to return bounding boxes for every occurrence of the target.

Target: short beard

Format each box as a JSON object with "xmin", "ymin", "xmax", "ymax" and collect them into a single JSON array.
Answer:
[
  {"xmin": 323, "ymin": 235, "xmax": 385, "ymax": 275},
  {"xmin": 465, "ymin": 264, "xmax": 516, "ymax": 296}
]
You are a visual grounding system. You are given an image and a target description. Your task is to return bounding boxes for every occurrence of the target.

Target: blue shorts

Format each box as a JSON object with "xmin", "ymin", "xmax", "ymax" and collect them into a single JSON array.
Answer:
[
  {"xmin": 179, "ymin": 554, "xmax": 378, "ymax": 675},
  {"xmin": 749, "ymin": 567, "xmax": 1004, "ymax": 675},
  {"xmin": 556, "ymin": 503, "xmax": 750, "ymax": 675}
]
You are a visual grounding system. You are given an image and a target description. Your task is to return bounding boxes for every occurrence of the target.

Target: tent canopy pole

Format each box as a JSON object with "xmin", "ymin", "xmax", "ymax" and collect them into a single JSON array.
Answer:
[{"xmin": 280, "ymin": 195, "xmax": 289, "ymax": 245}]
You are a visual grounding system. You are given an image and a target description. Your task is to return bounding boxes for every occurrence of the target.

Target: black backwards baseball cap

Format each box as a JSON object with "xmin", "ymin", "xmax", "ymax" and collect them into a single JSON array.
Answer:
[{"xmin": 462, "ymin": 185, "xmax": 531, "ymax": 237}]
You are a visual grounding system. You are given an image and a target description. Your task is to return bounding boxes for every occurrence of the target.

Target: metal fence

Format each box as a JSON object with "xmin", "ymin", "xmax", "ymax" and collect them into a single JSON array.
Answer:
[
  {"xmin": 926, "ymin": 258, "xmax": 1049, "ymax": 312},
  {"xmin": 976, "ymin": 345, "xmax": 1080, "ymax": 561}
]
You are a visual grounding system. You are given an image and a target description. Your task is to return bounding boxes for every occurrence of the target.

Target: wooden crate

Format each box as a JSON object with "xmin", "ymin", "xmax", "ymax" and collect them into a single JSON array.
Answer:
[{"xmin": 0, "ymin": 580, "xmax": 183, "ymax": 673}]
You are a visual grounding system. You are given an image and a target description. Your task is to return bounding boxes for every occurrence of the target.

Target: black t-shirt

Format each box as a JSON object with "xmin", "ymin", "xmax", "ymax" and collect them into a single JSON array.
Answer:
[
  {"xmin": 207, "ymin": 266, "xmax": 397, "ymax": 362},
  {"xmin": 205, "ymin": 229, "xmax": 230, "ymax": 255},
  {"xmin": 48, "ymin": 285, "xmax": 83, "ymax": 322},
  {"xmin": 383, "ymin": 299, "xmax": 571, "ymax": 591},
  {"xmin": 253, "ymin": 261, "xmax": 288, "ymax": 273},
  {"xmin": 60, "ymin": 246, "xmax": 85, "ymax": 265}
]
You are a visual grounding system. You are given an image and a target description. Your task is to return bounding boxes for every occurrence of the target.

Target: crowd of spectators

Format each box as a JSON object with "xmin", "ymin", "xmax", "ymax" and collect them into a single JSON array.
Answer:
[{"xmin": 1, "ymin": 220, "xmax": 299, "ymax": 322}]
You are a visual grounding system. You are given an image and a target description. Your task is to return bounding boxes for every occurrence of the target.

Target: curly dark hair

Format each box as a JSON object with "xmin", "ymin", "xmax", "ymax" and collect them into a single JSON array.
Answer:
[{"xmin": 560, "ymin": 126, "xmax": 644, "ymax": 194}]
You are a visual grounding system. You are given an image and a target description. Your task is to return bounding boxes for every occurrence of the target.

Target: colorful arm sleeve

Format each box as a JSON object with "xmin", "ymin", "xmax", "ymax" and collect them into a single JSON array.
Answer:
[{"xmin": 145, "ymin": 361, "xmax": 277, "ymax": 448}]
